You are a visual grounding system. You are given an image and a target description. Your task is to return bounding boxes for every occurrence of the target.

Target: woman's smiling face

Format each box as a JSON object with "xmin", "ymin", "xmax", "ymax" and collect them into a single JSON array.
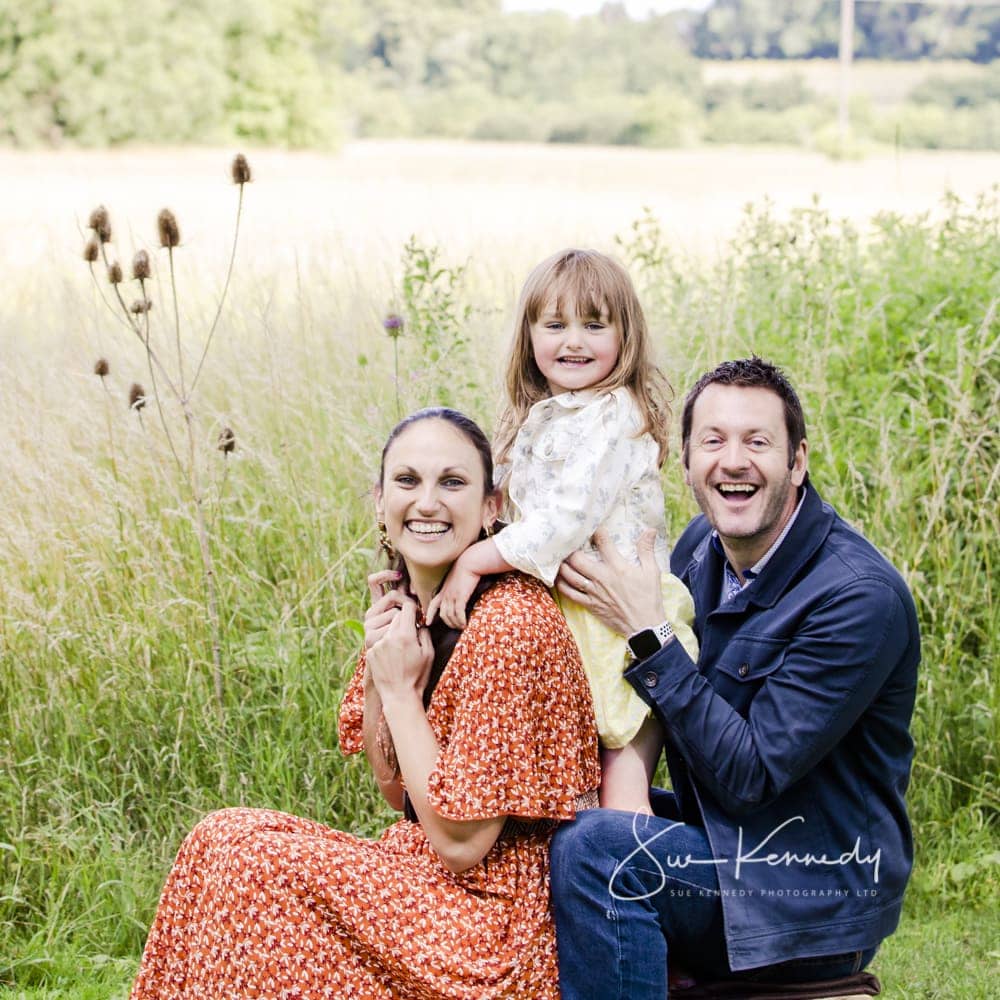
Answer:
[{"xmin": 376, "ymin": 418, "xmax": 498, "ymax": 592}]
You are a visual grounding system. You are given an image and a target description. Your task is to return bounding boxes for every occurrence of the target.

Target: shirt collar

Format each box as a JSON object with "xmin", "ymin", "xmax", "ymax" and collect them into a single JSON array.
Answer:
[{"xmin": 534, "ymin": 388, "xmax": 601, "ymax": 413}]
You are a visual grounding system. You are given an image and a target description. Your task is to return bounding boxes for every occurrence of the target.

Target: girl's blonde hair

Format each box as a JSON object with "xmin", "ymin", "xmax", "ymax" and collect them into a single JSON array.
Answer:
[{"xmin": 495, "ymin": 248, "xmax": 672, "ymax": 468}]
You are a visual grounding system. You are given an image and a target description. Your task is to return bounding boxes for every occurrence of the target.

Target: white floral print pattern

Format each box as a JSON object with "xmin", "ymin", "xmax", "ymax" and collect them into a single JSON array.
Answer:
[{"xmin": 495, "ymin": 387, "xmax": 670, "ymax": 585}]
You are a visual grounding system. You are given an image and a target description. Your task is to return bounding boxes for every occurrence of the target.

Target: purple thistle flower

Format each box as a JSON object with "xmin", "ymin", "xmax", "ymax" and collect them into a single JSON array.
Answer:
[{"xmin": 382, "ymin": 314, "xmax": 404, "ymax": 338}]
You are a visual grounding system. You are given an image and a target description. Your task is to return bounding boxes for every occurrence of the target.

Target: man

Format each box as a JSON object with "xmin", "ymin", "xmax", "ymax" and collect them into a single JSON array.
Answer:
[{"xmin": 551, "ymin": 357, "xmax": 919, "ymax": 999}]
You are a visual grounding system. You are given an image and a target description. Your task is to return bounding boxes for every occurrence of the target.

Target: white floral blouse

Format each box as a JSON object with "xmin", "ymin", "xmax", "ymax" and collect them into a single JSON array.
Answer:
[{"xmin": 495, "ymin": 387, "xmax": 669, "ymax": 585}]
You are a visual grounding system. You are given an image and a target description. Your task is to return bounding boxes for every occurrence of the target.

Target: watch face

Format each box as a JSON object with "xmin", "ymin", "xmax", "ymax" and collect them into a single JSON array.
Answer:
[{"xmin": 628, "ymin": 629, "xmax": 661, "ymax": 660}]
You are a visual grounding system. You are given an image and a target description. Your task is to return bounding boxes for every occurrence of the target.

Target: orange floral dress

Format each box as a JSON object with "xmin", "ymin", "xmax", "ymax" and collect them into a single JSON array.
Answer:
[{"xmin": 130, "ymin": 573, "xmax": 600, "ymax": 999}]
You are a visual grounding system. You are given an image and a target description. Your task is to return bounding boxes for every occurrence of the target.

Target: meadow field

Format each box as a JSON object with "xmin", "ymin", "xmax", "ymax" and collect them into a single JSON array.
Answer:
[{"xmin": 1, "ymin": 140, "xmax": 998, "ymax": 996}]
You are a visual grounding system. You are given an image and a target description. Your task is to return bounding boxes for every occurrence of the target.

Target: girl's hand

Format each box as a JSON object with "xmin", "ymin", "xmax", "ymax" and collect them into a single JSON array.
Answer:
[
  {"xmin": 367, "ymin": 599, "xmax": 434, "ymax": 705},
  {"xmin": 426, "ymin": 564, "xmax": 480, "ymax": 629},
  {"xmin": 364, "ymin": 570, "xmax": 405, "ymax": 650}
]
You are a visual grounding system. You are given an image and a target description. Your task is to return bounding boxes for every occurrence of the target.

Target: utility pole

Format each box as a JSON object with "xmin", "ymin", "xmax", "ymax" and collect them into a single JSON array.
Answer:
[{"xmin": 838, "ymin": 0, "xmax": 855, "ymax": 144}]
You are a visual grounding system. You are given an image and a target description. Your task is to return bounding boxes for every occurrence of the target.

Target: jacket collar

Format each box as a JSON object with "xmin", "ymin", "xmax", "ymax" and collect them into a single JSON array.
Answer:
[{"xmin": 684, "ymin": 486, "xmax": 835, "ymax": 614}]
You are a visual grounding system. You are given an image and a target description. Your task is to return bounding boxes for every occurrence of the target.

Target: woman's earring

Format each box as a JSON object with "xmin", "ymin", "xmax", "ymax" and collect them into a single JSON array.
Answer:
[
  {"xmin": 483, "ymin": 521, "xmax": 495, "ymax": 539},
  {"xmin": 378, "ymin": 522, "xmax": 396, "ymax": 560}
]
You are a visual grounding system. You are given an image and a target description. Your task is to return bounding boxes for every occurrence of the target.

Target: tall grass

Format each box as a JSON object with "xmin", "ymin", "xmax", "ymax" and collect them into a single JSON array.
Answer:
[{"xmin": 0, "ymin": 178, "xmax": 997, "ymax": 990}]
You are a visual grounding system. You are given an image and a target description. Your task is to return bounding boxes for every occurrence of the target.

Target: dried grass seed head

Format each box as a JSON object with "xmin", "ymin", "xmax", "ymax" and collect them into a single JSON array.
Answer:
[
  {"xmin": 132, "ymin": 249, "xmax": 151, "ymax": 281},
  {"xmin": 89, "ymin": 205, "xmax": 112, "ymax": 243},
  {"xmin": 128, "ymin": 383, "xmax": 147, "ymax": 410},
  {"xmin": 157, "ymin": 208, "xmax": 180, "ymax": 248},
  {"xmin": 130, "ymin": 298, "xmax": 153, "ymax": 314},
  {"xmin": 83, "ymin": 237, "xmax": 100, "ymax": 263},
  {"xmin": 231, "ymin": 153, "xmax": 252, "ymax": 186},
  {"xmin": 108, "ymin": 262, "xmax": 123, "ymax": 284},
  {"xmin": 94, "ymin": 358, "xmax": 110, "ymax": 377},
  {"xmin": 218, "ymin": 427, "xmax": 236, "ymax": 454}
]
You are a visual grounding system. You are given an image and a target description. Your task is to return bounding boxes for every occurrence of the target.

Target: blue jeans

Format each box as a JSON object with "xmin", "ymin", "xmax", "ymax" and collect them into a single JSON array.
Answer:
[{"xmin": 550, "ymin": 795, "xmax": 877, "ymax": 1000}]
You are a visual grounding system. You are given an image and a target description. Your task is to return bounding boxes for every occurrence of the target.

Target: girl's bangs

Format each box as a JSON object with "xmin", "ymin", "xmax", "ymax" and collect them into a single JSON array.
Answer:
[{"xmin": 526, "ymin": 260, "xmax": 614, "ymax": 323}]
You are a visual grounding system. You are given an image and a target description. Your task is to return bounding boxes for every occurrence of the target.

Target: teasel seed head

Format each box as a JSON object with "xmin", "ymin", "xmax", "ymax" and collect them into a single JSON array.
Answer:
[
  {"xmin": 231, "ymin": 153, "xmax": 252, "ymax": 186},
  {"xmin": 108, "ymin": 261, "xmax": 123, "ymax": 284},
  {"xmin": 218, "ymin": 426, "xmax": 236, "ymax": 454},
  {"xmin": 89, "ymin": 205, "xmax": 112, "ymax": 243},
  {"xmin": 83, "ymin": 237, "xmax": 100, "ymax": 263},
  {"xmin": 128, "ymin": 383, "xmax": 147, "ymax": 411},
  {"xmin": 94, "ymin": 358, "xmax": 110, "ymax": 378},
  {"xmin": 132, "ymin": 249, "xmax": 151, "ymax": 281},
  {"xmin": 382, "ymin": 314, "xmax": 404, "ymax": 338},
  {"xmin": 130, "ymin": 298, "xmax": 153, "ymax": 315},
  {"xmin": 157, "ymin": 208, "xmax": 180, "ymax": 248}
]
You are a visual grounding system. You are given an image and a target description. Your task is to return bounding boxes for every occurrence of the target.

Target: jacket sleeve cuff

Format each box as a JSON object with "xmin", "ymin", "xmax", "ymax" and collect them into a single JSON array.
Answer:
[{"xmin": 624, "ymin": 637, "xmax": 697, "ymax": 712}]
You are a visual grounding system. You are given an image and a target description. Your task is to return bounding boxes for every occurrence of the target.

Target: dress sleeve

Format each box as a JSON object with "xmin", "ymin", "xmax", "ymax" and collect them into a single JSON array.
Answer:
[
  {"xmin": 427, "ymin": 576, "xmax": 600, "ymax": 822},
  {"xmin": 495, "ymin": 391, "xmax": 646, "ymax": 585},
  {"xmin": 337, "ymin": 652, "xmax": 367, "ymax": 756}
]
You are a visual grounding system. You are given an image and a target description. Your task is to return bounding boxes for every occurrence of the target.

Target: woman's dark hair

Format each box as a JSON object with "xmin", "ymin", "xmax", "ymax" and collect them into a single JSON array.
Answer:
[
  {"xmin": 379, "ymin": 407, "xmax": 494, "ymax": 491},
  {"xmin": 373, "ymin": 408, "xmax": 497, "ymax": 781},
  {"xmin": 680, "ymin": 357, "xmax": 807, "ymax": 470}
]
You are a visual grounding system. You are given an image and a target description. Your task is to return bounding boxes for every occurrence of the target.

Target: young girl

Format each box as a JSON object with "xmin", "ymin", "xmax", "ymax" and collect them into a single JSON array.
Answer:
[{"xmin": 430, "ymin": 248, "xmax": 697, "ymax": 814}]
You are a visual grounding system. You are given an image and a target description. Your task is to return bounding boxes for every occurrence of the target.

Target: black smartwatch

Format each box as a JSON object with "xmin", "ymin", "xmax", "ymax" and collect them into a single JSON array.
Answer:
[{"xmin": 626, "ymin": 621, "xmax": 675, "ymax": 661}]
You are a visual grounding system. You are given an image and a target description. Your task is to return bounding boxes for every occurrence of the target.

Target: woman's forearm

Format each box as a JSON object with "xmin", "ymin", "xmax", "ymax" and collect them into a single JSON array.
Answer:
[
  {"xmin": 380, "ymin": 688, "xmax": 505, "ymax": 873},
  {"xmin": 362, "ymin": 677, "xmax": 405, "ymax": 811}
]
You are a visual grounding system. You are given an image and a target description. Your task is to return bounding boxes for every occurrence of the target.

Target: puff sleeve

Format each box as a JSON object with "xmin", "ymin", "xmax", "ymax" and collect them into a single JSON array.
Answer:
[
  {"xmin": 426, "ymin": 576, "xmax": 600, "ymax": 822},
  {"xmin": 495, "ymin": 390, "xmax": 655, "ymax": 584}
]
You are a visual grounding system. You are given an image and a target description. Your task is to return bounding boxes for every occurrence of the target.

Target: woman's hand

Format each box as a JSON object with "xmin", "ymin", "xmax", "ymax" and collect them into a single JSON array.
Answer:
[
  {"xmin": 367, "ymin": 598, "xmax": 434, "ymax": 705},
  {"xmin": 364, "ymin": 570, "xmax": 405, "ymax": 650},
  {"xmin": 556, "ymin": 528, "xmax": 665, "ymax": 636}
]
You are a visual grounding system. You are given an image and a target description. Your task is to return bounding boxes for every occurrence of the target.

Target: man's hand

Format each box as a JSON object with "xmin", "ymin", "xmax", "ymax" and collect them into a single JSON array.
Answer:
[
  {"xmin": 426, "ymin": 562, "xmax": 479, "ymax": 629},
  {"xmin": 555, "ymin": 528, "xmax": 665, "ymax": 636}
]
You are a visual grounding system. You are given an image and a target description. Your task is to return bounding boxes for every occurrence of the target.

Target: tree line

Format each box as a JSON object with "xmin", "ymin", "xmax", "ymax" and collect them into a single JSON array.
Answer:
[
  {"xmin": 688, "ymin": 0, "xmax": 1000, "ymax": 62},
  {"xmin": 0, "ymin": 0, "xmax": 997, "ymax": 148}
]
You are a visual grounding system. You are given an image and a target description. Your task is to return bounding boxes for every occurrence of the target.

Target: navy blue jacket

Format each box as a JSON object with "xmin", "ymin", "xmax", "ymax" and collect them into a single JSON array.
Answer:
[{"xmin": 625, "ymin": 486, "xmax": 919, "ymax": 970}]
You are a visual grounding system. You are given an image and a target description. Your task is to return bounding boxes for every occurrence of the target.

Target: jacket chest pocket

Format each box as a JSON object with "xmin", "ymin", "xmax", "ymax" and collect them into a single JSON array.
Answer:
[{"xmin": 707, "ymin": 636, "xmax": 788, "ymax": 705}]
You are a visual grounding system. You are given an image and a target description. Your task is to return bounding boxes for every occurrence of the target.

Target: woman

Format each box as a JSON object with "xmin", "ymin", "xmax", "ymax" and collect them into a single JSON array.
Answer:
[{"xmin": 130, "ymin": 407, "xmax": 600, "ymax": 999}]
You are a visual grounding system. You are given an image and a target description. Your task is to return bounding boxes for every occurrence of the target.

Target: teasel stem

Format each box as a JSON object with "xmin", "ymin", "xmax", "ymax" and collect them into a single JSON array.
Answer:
[
  {"xmin": 89, "ymin": 240, "xmax": 182, "ymax": 401},
  {"xmin": 190, "ymin": 180, "xmax": 244, "ymax": 395},
  {"xmin": 164, "ymin": 243, "xmax": 186, "ymax": 399},
  {"xmin": 209, "ymin": 427, "xmax": 235, "ymax": 543},
  {"xmin": 182, "ymin": 406, "xmax": 225, "ymax": 717},
  {"xmin": 133, "ymin": 276, "xmax": 187, "ymax": 486},
  {"xmin": 88, "ymin": 238, "xmax": 186, "ymax": 486},
  {"xmin": 96, "ymin": 364, "xmax": 126, "ymax": 546}
]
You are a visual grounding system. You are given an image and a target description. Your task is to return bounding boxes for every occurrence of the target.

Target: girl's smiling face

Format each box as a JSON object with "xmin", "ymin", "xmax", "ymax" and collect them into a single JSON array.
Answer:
[
  {"xmin": 529, "ymin": 294, "xmax": 621, "ymax": 395},
  {"xmin": 376, "ymin": 419, "xmax": 498, "ymax": 596}
]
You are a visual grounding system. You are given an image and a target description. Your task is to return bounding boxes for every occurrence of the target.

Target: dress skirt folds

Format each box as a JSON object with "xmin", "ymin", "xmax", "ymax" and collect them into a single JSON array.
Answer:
[{"xmin": 129, "ymin": 574, "xmax": 600, "ymax": 999}]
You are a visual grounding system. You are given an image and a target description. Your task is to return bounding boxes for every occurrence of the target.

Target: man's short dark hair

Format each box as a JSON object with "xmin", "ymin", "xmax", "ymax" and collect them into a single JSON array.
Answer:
[{"xmin": 681, "ymin": 357, "xmax": 807, "ymax": 469}]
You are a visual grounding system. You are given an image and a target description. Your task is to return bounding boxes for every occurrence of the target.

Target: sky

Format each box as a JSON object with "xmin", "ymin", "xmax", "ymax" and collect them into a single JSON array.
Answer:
[{"xmin": 503, "ymin": 1, "xmax": 712, "ymax": 19}]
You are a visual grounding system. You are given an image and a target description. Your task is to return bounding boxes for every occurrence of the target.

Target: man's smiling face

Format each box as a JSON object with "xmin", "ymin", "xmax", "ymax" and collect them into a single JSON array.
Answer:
[{"xmin": 685, "ymin": 384, "xmax": 808, "ymax": 572}]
